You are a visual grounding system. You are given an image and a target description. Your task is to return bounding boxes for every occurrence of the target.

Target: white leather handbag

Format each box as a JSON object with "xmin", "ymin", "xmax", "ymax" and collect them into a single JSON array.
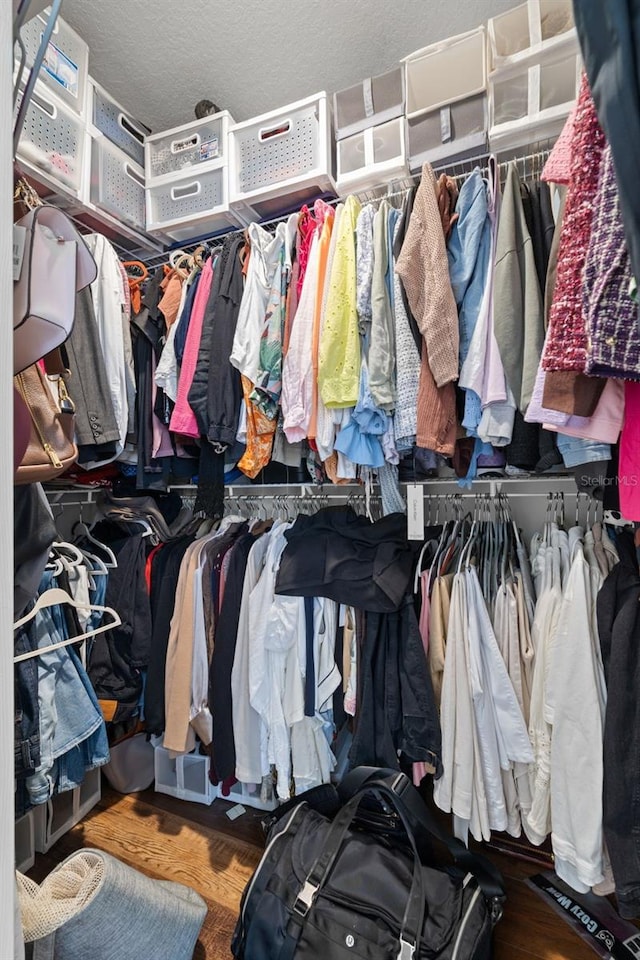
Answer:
[{"xmin": 13, "ymin": 204, "xmax": 97, "ymax": 375}]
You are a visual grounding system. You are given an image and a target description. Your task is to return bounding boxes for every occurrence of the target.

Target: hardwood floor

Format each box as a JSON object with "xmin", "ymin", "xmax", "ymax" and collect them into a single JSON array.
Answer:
[{"xmin": 28, "ymin": 784, "xmax": 602, "ymax": 959}]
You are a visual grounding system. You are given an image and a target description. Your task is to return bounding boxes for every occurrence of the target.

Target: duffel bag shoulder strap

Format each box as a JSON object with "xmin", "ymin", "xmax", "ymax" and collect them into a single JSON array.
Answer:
[
  {"xmin": 340, "ymin": 767, "xmax": 506, "ymax": 914},
  {"xmin": 262, "ymin": 783, "xmax": 341, "ymax": 837}
]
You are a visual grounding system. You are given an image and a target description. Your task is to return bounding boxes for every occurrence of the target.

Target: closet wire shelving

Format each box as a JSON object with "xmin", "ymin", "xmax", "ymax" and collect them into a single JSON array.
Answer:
[
  {"xmin": 44, "ymin": 474, "xmax": 606, "ymax": 544},
  {"xmin": 137, "ymin": 139, "xmax": 556, "ymax": 270}
]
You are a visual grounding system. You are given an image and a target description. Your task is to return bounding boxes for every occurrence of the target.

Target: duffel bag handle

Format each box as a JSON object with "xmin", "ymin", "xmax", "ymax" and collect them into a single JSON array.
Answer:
[
  {"xmin": 284, "ymin": 779, "xmax": 427, "ymax": 960},
  {"xmin": 341, "ymin": 767, "xmax": 505, "ymax": 914}
]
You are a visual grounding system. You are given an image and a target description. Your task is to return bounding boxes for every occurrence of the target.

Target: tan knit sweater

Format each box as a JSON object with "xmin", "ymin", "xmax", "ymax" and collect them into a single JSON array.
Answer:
[
  {"xmin": 164, "ymin": 541, "xmax": 203, "ymax": 755},
  {"xmin": 396, "ymin": 162, "xmax": 459, "ymax": 388},
  {"xmin": 397, "ymin": 163, "xmax": 458, "ymax": 455}
]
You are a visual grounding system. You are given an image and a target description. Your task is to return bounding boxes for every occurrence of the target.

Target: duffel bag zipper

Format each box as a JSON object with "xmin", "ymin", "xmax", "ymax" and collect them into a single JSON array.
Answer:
[
  {"xmin": 318, "ymin": 889, "xmax": 406, "ymax": 935},
  {"xmin": 318, "ymin": 888, "xmax": 465, "ymax": 952},
  {"xmin": 240, "ymin": 804, "xmax": 306, "ymax": 932},
  {"xmin": 451, "ymin": 887, "xmax": 481, "ymax": 960}
]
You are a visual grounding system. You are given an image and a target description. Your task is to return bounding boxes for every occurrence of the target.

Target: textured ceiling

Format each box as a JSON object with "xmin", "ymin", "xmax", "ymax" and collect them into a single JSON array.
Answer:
[{"xmin": 61, "ymin": 0, "xmax": 522, "ymax": 134}]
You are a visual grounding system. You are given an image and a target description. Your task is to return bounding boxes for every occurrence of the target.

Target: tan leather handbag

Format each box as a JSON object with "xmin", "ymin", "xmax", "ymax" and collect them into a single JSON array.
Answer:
[{"xmin": 14, "ymin": 349, "xmax": 78, "ymax": 485}]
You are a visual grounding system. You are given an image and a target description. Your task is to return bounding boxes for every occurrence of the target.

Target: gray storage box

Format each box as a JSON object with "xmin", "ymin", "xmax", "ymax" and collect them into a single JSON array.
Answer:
[
  {"xmin": 407, "ymin": 94, "xmax": 488, "ymax": 170},
  {"xmin": 333, "ymin": 67, "xmax": 404, "ymax": 141}
]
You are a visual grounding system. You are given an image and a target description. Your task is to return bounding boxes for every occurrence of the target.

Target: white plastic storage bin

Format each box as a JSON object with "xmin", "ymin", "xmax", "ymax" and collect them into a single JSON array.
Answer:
[
  {"xmin": 333, "ymin": 68, "xmax": 404, "ymax": 141},
  {"xmin": 226, "ymin": 780, "xmax": 278, "ymax": 813},
  {"xmin": 407, "ymin": 94, "xmax": 488, "ymax": 170},
  {"xmin": 145, "ymin": 111, "xmax": 234, "ymax": 183},
  {"xmin": 145, "ymin": 164, "xmax": 244, "ymax": 242},
  {"xmin": 488, "ymin": 0, "xmax": 575, "ymax": 71},
  {"xmin": 15, "ymin": 810, "xmax": 35, "ymax": 874},
  {"xmin": 489, "ymin": 47, "xmax": 581, "ymax": 151},
  {"xmin": 229, "ymin": 92, "xmax": 336, "ymax": 219},
  {"xmin": 404, "ymin": 28, "xmax": 487, "ymax": 120},
  {"xmin": 17, "ymin": 6, "xmax": 89, "ymax": 114},
  {"xmin": 337, "ymin": 118, "xmax": 408, "ymax": 195},
  {"xmin": 34, "ymin": 767, "xmax": 102, "ymax": 853},
  {"xmin": 91, "ymin": 134, "xmax": 146, "ymax": 231},
  {"xmin": 16, "ymin": 79, "xmax": 87, "ymax": 194},
  {"xmin": 90, "ymin": 78, "xmax": 148, "ymax": 167},
  {"xmin": 154, "ymin": 741, "xmax": 217, "ymax": 805}
]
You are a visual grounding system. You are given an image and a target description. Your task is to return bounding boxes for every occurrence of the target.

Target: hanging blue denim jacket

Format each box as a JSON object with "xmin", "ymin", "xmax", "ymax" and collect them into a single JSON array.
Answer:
[
  {"xmin": 25, "ymin": 572, "xmax": 109, "ymax": 805},
  {"xmin": 447, "ymin": 169, "xmax": 492, "ymax": 483}
]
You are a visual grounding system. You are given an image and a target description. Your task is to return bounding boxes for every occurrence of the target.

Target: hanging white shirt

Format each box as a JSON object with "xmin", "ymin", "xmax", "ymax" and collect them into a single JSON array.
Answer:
[
  {"xmin": 232, "ymin": 533, "xmax": 271, "ymax": 785},
  {"xmin": 525, "ymin": 529, "xmax": 565, "ymax": 845},
  {"xmin": 466, "ymin": 567, "xmax": 533, "ymax": 830},
  {"xmin": 83, "ymin": 234, "xmax": 129, "ymax": 467},
  {"xmin": 546, "ymin": 537, "xmax": 606, "ymax": 892},
  {"xmin": 230, "ymin": 222, "xmax": 286, "ymax": 383},
  {"xmin": 281, "ymin": 231, "xmax": 321, "ymax": 443},
  {"xmin": 155, "ymin": 273, "xmax": 192, "ymax": 402},
  {"xmin": 247, "ymin": 523, "xmax": 299, "ymax": 799},
  {"xmin": 434, "ymin": 573, "xmax": 478, "ymax": 835}
]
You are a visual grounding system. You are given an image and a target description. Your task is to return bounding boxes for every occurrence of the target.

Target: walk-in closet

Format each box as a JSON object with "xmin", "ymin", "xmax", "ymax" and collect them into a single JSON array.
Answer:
[{"xmin": 7, "ymin": 1, "xmax": 640, "ymax": 957}]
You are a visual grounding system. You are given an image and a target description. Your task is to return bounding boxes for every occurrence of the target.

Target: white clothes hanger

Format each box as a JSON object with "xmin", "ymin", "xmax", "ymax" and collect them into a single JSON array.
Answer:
[
  {"xmin": 13, "ymin": 588, "xmax": 122, "ymax": 663},
  {"xmin": 78, "ymin": 549, "xmax": 109, "ymax": 578},
  {"xmin": 115, "ymin": 515, "xmax": 156, "ymax": 540}
]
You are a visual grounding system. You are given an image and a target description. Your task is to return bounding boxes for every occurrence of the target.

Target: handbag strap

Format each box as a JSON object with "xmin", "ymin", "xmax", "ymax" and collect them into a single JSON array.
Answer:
[
  {"xmin": 42, "ymin": 348, "xmax": 67, "ymax": 377},
  {"xmin": 339, "ymin": 767, "xmax": 506, "ymax": 912},
  {"xmin": 281, "ymin": 781, "xmax": 427, "ymax": 960}
]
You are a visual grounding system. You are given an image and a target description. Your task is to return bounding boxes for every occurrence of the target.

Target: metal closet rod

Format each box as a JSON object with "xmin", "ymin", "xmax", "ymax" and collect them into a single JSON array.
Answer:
[
  {"xmin": 43, "ymin": 475, "xmax": 580, "ymax": 507},
  {"xmin": 138, "ymin": 139, "xmax": 556, "ymax": 269}
]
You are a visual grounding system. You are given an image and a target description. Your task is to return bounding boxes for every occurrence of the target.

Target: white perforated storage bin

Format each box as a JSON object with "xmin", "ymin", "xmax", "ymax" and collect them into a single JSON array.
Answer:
[
  {"xmin": 15, "ymin": 810, "xmax": 35, "ymax": 874},
  {"xmin": 225, "ymin": 780, "xmax": 277, "ymax": 813},
  {"xmin": 145, "ymin": 111, "xmax": 234, "ymax": 182},
  {"xmin": 154, "ymin": 741, "xmax": 217, "ymax": 805},
  {"xmin": 16, "ymin": 80, "xmax": 87, "ymax": 194},
  {"xmin": 489, "ymin": 47, "xmax": 581, "ymax": 151},
  {"xmin": 407, "ymin": 95, "xmax": 488, "ymax": 170},
  {"xmin": 337, "ymin": 118, "xmax": 408, "ymax": 195},
  {"xmin": 488, "ymin": 0, "xmax": 575, "ymax": 71},
  {"xmin": 90, "ymin": 78, "xmax": 148, "ymax": 167},
  {"xmin": 33, "ymin": 767, "xmax": 102, "ymax": 853},
  {"xmin": 91, "ymin": 134, "xmax": 146, "ymax": 231},
  {"xmin": 333, "ymin": 68, "xmax": 404, "ymax": 141},
  {"xmin": 145, "ymin": 164, "xmax": 245, "ymax": 241},
  {"xmin": 18, "ymin": 7, "xmax": 88, "ymax": 114},
  {"xmin": 404, "ymin": 28, "xmax": 487, "ymax": 119},
  {"xmin": 229, "ymin": 92, "xmax": 336, "ymax": 219}
]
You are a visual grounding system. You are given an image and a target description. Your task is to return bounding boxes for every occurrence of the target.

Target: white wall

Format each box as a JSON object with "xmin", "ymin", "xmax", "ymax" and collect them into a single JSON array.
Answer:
[{"xmin": 2, "ymin": 0, "xmax": 16, "ymax": 947}]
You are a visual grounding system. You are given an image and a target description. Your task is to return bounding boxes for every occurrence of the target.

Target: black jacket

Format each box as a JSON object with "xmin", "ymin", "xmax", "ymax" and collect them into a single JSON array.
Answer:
[
  {"xmin": 349, "ymin": 598, "xmax": 442, "ymax": 774},
  {"xmin": 275, "ymin": 507, "xmax": 413, "ymax": 613},
  {"xmin": 188, "ymin": 236, "xmax": 245, "ymax": 446},
  {"xmin": 88, "ymin": 532, "xmax": 151, "ymax": 722}
]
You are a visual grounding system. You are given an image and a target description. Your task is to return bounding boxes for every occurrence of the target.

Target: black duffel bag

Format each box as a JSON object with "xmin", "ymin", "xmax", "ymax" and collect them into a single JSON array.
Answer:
[{"xmin": 232, "ymin": 768, "xmax": 505, "ymax": 959}]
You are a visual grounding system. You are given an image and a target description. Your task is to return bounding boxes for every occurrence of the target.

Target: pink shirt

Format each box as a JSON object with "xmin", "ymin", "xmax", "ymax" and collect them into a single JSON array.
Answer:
[
  {"xmin": 526, "ymin": 363, "xmax": 624, "ymax": 445},
  {"xmin": 619, "ymin": 381, "xmax": 640, "ymax": 520},
  {"xmin": 169, "ymin": 258, "xmax": 214, "ymax": 437}
]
